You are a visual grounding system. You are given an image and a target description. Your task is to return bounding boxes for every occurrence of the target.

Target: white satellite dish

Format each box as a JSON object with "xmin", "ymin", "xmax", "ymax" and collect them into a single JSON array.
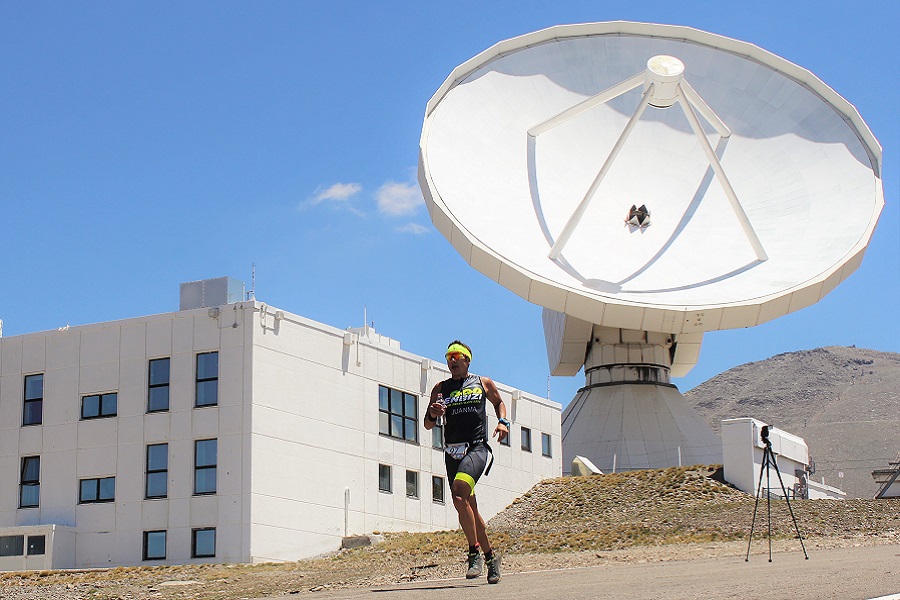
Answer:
[{"xmin": 418, "ymin": 22, "xmax": 884, "ymax": 472}]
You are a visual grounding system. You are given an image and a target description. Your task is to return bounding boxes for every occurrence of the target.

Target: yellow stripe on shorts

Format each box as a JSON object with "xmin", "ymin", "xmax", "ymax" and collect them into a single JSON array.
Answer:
[{"xmin": 454, "ymin": 472, "xmax": 476, "ymax": 495}]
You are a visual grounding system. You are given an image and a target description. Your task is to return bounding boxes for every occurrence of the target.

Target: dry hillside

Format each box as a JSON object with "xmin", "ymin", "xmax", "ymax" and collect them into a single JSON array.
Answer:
[{"xmin": 684, "ymin": 346, "xmax": 900, "ymax": 498}]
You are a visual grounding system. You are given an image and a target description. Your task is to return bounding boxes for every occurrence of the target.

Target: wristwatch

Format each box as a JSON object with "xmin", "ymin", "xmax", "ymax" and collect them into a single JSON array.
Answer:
[{"xmin": 498, "ymin": 418, "xmax": 510, "ymax": 427}]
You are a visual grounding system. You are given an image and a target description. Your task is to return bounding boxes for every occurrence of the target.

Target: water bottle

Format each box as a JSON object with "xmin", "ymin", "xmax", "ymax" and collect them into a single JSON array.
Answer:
[{"xmin": 436, "ymin": 393, "xmax": 446, "ymax": 426}]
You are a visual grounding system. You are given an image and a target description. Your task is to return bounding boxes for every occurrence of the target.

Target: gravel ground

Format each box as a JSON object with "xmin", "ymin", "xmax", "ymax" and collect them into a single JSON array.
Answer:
[{"xmin": 2, "ymin": 466, "xmax": 897, "ymax": 600}]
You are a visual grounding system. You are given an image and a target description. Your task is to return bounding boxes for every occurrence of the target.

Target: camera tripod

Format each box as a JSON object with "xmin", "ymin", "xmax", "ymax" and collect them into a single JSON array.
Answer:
[{"xmin": 745, "ymin": 426, "xmax": 809, "ymax": 562}]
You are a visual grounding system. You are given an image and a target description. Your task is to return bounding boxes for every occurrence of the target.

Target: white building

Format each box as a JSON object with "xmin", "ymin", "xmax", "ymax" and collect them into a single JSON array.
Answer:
[
  {"xmin": 722, "ymin": 418, "xmax": 844, "ymax": 501},
  {"xmin": 0, "ymin": 279, "xmax": 561, "ymax": 571}
]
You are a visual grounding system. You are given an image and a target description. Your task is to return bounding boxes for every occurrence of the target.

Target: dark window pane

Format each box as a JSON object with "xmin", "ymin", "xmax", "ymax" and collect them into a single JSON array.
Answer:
[
  {"xmin": 196, "ymin": 352, "xmax": 219, "ymax": 380},
  {"xmin": 82, "ymin": 395, "xmax": 100, "ymax": 419},
  {"xmin": 149, "ymin": 359, "xmax": 170, "ymax": 385},
  {"xmin": 404, "ymin": 418, "xmax": 417, "ymax": 442},
  {"xmin": 20, "ymin": 485, "xmax": 39, "ymax": 508},
  {"xmin": 148, "ymin": 386, "xmax": 169, "ymax": 412},
  {"xmin": 379, "ymin": 464, "xmax": 391, "ymax": 492},
  {"xmin": 195, "ymin": 468, "xmax": 217, "ymax": 495},
  {"xmin": 192, "ymin": 529, "xmax": 216, "ymax": 558},
  {"xmin": 101, "ymin": 393, "xmax": 117, "ymax": 416},
  {"xmin": 147, "ymin": 445, "xmax": 168, "ymax": 471},
  {"xmin": 404, "ymin": 394, "xmax": 416, "ymax": 418},
  {"xmin": 389, "ymin": 389, "xmax": 401, "ymax": 414},
  {"xmin": 195, "ymin": 440, "xmax": 217, "ymax": 467},
  {"xmin": 99, "ymin": 477, "xmax": 115, "ymax": 501},
  {"xmin": 542, "ymin": 433, "xmax": 552, "ymax": 457},
  {"xmin": 23, "ymin": 400, "xmax": 42, "ymax": 425},
  {"xmin": 406, "ymin": 470, "xmax": 418, "ymax": 498},
  {"xmin": 144, "ymin": 531, "xmax": 166, "ymax": 560},
  {"xmin": 0, "ymin": 535, "xmax": 24, "ymax": 557},
  {"xmin": 390, "ymin": 415, "xmax": 403, "ymax": 438},
  {"xmin": 24, "ymin": 375, "xmax": 43, "ymax": 400},
  {"xmin": 378, "ymin": 386, "xmax": 389, "ymax": 411},
  {"xmin": 146, "ymin": 472, "xmax": 167, "ymax": 498},
  {"xmin": 196, "ymin": 380, "xmax": 218, "ymax": 407},
  {"xmin": 22, "ymin": 457, "xmax": 40, "ymax": 482},
  {"xmin": 432, "ymin": 476, "xmax": 444, "ymax": 503},
  {"xmin": 80, "ymin": 479, "xmax": 98, "ymax": 502},
  {"xmin": 26, "ymin": 535, "xmax": 45, "ymax": 556}
]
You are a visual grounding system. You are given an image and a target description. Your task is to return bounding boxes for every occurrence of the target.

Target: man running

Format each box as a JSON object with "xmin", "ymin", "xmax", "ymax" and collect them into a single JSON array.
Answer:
[{"xmin": 424, "ymin": 340, "xmax": 510, "ymax": 584}]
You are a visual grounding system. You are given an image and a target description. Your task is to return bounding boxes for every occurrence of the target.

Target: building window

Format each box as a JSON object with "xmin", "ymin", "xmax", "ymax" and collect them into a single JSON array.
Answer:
[
  {"xmin": 541, "ymin": 432, "xmax": 552, "ymax": 457},
  {"xmin": 406, "ymin": 470, "xmax": 419, "ymax": 499},
  {"xmin": 19, "ymin": 456, "xmax": 40, "ymax": 508},
  {"xmin": 431, "ymin": 424, "xmax": 443, "ymax": 449},
  {"xmin": 194, "ymin": 439, "xmax": 217, "ymax": 495},
  {"xmin": 191, "ymin": 528, "xmax": 216, "ymax": 558},
  {"xmin": 23, "ymin": 374, "xmax": 43, "ymax": 426},
  {"xmin": 378, "ymin": 385, "xmax": 417, "ymax": 443},
  {"xmin": 195, "ymin": 352, "xmax": 219, "ymax": 407},
  {"xmin": 145, "ymin": 444, "xmax": 168, "ymax": 499},
  {"xmin": 143, "ymin": 530, "xmax": 166, "ymax": 560},
  {"xmin": 0, "ymin": 535, "xmax": 24, "ymax": 557},
  {"xmin": 148, "ymin": 358, "xmax": 170, "ymax": 412},
  {"xmin": 81, "ymin": 393, "xmax": 118, "ymax": 420},
  {"xmin": 80, "ymin": 477, "xmax": 116, "ymax": 503},
  {"xmin": 27, "ymin": 535, "xmax": 46, "ymax": 556},
  {"xmin": 521, "ymin": 427, "xmax": 532, "ymax": 453},
  {"xmin": 378, "ymin": 464, "xmax": 392, "ymax": 493},
  {"xmin": 0, "ymin": 534, "xmax": 45, "ymax": 556},
  {"xmin": 432, "ymin": 475, "xmax": 445, "ymax": 504}
]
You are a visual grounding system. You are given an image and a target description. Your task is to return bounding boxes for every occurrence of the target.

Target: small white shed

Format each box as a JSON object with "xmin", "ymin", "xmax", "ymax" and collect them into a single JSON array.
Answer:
[{"xmin": 722, "ymin": 418, "xmax": 844, "ymax": 500}]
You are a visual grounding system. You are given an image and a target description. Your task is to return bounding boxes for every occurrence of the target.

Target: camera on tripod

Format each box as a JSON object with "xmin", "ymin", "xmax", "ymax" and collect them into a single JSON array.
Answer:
[{"xmin": 746, "ymin": 422, "xmax": 808, "ymax": 562}]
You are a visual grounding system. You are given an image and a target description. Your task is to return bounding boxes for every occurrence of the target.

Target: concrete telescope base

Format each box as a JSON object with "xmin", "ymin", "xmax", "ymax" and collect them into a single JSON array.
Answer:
[{"xmin": 561, "ymin": 328, "xmax": 722, "ymax": 473}]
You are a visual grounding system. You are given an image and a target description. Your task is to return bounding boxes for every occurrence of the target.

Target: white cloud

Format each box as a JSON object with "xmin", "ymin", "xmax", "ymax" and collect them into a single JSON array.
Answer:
[
  {"xmin": 309, "ymin": 182, "xmax": 362, "ymax": 205},
  {"xmin": 376, "ymin": 181, "xmax": 423, "ymax": 216},
  {"xmin": 396, "ymin": 223, "xmax": 429, "ymax": 235}
]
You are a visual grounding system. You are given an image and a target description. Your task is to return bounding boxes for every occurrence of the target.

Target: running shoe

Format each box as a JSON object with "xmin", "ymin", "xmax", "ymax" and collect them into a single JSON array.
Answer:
[
  {"xmin": 465, "ymin": 550, "xmax": 483, "ymax": 579},
  {"xmin": 486, "ymin": 552, "xmax": 501, "ymax": 584}
]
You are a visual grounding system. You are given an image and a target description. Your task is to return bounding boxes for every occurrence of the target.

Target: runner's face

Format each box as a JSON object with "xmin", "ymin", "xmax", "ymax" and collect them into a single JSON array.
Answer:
[{"xmin": 446, "ymin": 352, "xmax": 469, "ymax": 378}]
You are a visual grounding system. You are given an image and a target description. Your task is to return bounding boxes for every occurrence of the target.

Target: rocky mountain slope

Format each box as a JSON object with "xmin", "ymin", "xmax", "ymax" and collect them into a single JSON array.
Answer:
[{"xmin": 684, "ymin": 346, "xmax": 900, "ymax": 499}]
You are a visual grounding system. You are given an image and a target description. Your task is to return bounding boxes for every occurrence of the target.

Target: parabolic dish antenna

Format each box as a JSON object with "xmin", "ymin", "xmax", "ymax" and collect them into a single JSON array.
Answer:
[{"xmin": 418, "ymin": 22, "xmax": 883, "ymax": 472}]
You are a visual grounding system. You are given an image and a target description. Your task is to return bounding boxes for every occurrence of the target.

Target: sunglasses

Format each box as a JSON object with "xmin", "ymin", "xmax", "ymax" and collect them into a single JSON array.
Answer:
[{"xmin": 445, "ymin": 352, "xmax": 468, "ymax": 361}]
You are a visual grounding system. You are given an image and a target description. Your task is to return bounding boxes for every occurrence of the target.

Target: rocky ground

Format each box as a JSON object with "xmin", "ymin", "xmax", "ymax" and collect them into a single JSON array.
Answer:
[{"xmin": 2, "ymin": 466, "xmax": 898, "ymax": 600}]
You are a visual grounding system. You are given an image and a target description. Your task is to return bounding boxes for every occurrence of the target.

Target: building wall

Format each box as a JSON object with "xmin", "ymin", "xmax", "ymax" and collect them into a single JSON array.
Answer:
[
  {"xmin": 245, "ymin": 308, "xmax": 561, "ymax": 562},
  {"xmin": 0, "ymin": 300, "xmax": 561, "ymax": 569},
  {"xmin": 0, "ymin": 307, "xmax": 252, "ymax": 568}
]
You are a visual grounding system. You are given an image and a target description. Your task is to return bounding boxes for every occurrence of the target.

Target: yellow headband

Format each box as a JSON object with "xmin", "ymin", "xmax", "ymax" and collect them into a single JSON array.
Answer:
[{"xmin": 445, "ymin": 343, "xmax": 472, "ymax": 361}]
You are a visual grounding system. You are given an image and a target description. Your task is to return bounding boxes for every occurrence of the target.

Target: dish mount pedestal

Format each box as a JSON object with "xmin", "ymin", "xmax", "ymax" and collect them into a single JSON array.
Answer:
[{"xmin": 561, "ymin": 326, "xmax": 721, "ymax": 473}]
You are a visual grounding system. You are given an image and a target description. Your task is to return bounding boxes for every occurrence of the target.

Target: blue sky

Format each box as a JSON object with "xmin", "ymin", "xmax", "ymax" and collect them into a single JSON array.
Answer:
[{"xmin": 1, "ymin": 1, "xmax": 897, "ymax": 407}]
